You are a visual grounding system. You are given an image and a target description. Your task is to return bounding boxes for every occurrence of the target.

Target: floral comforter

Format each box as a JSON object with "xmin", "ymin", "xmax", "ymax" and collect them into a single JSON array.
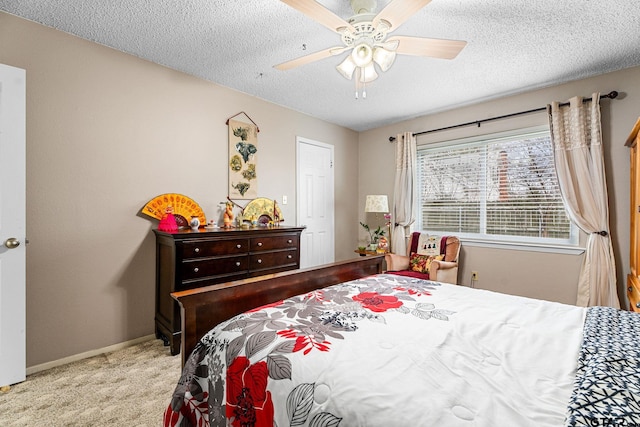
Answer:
[{"xmin": 165, "ymin": 273, "xmax": 595, "ymax": 426}]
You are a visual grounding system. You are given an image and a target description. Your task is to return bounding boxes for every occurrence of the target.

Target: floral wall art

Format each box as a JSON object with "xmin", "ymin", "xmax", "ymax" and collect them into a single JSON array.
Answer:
[{"xmin": 228, "ymin": 117, "xmax": 258, "ymax": 199}]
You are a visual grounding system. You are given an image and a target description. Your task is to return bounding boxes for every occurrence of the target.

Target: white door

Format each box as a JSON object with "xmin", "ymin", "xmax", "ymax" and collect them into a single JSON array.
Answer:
[
  {"xmin": 0, "ymin": 64, "xmax": 27, "ymax": 387},
  {"xmin": 297, "ymin": 137, "xmax": 334, "ymax": 268}
]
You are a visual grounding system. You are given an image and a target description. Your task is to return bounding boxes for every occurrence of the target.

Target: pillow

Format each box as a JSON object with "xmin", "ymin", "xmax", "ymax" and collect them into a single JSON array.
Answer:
[
  {"xmin": 415, "ymin": 234, "xmax": 440, "ymax": 256},
  {"xmin": 409, "ymin": 253, "xmax": 444, "ymax": 273}
]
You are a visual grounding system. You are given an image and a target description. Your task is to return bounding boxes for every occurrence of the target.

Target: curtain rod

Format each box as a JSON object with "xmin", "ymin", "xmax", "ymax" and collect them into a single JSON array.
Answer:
[{"xmin": 388, "ymin": 91, "xmax": 619, "ymax": 142}]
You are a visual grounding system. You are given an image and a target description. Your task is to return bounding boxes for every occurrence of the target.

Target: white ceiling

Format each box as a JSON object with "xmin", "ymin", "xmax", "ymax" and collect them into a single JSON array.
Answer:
[{"xmin": 2, "ymin": 0, "xmax": 640, "ymax": 131}]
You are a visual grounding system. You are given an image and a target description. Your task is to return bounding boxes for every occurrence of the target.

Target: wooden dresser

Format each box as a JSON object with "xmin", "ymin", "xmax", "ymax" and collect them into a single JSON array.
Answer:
[
  {"xmin": 626, "ymin": 117, "xmax": 640, "ymax": 312},
  {"xmin": 153, "ymin": 226, "xmax": 305, "ymax": 354}
]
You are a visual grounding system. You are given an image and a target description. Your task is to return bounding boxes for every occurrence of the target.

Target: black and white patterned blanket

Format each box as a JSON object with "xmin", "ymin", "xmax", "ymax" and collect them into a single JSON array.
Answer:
[{"xmin": 565, "ymin": 307, "xmax": 640, "ymax": 426}]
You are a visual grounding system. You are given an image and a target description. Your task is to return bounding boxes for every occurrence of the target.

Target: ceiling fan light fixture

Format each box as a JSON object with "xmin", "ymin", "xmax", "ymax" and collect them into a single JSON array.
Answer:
[
  {"xmin": 373, "ymin": 46, "xmax": 396, "ymax": 72},
  {"xmin": 336, "ymin": 56, "xmax": 357, "ymax": 80},
  {"xmin": 359, "ymin": 62, "xmax": 378, "ymax": 83},
  {"xmin": 278, "ymin": 0, "xmax": 467, "ymax": 99},
  {"xmin": 351, "ymin": 43, "xmax": 373, "ymax": 67}
]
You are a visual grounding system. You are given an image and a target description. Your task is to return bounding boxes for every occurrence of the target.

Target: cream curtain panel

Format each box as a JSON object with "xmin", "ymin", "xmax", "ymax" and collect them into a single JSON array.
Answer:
[
  {"xmin": 391, "ymin": 132, "xmax": 417, "ymax": 255},
  {"xmin": 548, "ymin": 93, "xmax": 619, "ymax": 308}
]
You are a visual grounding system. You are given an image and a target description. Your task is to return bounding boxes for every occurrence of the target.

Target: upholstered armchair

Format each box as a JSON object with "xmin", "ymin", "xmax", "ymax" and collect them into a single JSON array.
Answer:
[{"xmin": 385, "ymin": 233, "xmax": 461, "ymax": 284}]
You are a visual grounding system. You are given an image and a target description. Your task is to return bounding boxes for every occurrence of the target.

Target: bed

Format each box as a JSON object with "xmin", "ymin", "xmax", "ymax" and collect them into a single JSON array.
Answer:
[{"xmin": 164, "ymin": 256, "xmax": 640, "ymax": 426}]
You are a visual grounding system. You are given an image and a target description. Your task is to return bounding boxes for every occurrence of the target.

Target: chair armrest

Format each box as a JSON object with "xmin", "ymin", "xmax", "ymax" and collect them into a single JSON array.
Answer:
[
  {"xmin": 431, "ymin": 260, "xmax": 457, "ymax": 270},
  {"xmin": 430, "ymin": 260, "xmax": 458, "ymax": 284},
  {"xmin": 384, "ymin": 253, "xmax": 409, "ymax": 271}
]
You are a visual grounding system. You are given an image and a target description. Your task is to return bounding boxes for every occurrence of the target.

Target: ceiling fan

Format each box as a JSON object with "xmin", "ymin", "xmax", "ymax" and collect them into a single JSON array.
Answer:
[{"xmin": 275, "ymin": 0, "xmax": 467, "ymax": 98}]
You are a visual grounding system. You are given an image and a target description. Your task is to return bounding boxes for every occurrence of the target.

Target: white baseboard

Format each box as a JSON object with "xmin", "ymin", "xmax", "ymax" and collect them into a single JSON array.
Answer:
[{"xmin": 26, "ymin": 334, "xmax": 157, "ymax": 376}]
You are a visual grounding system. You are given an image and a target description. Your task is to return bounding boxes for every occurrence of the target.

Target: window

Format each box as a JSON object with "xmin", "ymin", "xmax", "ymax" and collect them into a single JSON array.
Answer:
[{"xmin": 417, "ymin": 128, "xmax": 578, "ymax": 246}]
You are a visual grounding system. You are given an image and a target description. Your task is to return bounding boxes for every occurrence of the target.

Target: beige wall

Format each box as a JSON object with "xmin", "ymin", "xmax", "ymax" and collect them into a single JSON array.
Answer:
[
  {"xmin": 359, "ymin": 66, "xmax": 640, "ymax": 306},
  {"xmin": 0, "ymin": 12, "xmax": 359, "ymax": 367}
]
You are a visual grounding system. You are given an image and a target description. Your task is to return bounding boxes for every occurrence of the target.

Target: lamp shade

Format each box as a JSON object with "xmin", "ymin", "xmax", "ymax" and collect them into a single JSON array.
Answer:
[
  {"xmin": 373, "ymin": 46, "xmax": 396, "ymax": 72},
  {"xmin": 351, "ymin": 43, "xmax": 373, "ymax": 67},
  {"xmin": 336, "ymin": 56, "xmax": 357, "ymax": 80},
  {"xmin": 358, "ymin": 62, "xmax": 379, "ymax": 83},
  {"xmin": 365, "ymin": 195, "xmax": 389, "ymax": 213}
]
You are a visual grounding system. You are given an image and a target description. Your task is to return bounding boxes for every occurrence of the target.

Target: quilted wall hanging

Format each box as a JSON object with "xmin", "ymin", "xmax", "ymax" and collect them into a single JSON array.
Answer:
[{"xmin": 227, "ymin": 112, "xmax": 258, "ymax": 200}]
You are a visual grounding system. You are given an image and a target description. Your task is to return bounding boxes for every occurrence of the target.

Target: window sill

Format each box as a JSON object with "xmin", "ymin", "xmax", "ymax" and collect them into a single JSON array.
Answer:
[{"xmin": 460, "ymin": 238, "xmax": 585, "ymax": 255}]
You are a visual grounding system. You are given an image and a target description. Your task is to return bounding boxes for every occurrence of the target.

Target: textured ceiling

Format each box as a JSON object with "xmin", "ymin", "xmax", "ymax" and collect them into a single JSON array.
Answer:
[{"xmin": 2, "ymin": 0, "xmax": 640, "ymax": 131}]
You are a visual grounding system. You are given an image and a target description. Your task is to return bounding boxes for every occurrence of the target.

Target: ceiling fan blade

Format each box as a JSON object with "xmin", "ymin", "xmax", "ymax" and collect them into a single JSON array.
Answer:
[
  {"xmin": 390, "ymin": 36, "xmax": 467, "ymax": 59},
  {"xmin": 280, "ymin": 0, "xmax": 355, "ymax": 33},
  {"xmin": 274, "ymin": 46, "xmax": 349, "ymax": 71},
  {"xmin": 373, "ymin": 0, "xmax": 432, "ymax": 31}
]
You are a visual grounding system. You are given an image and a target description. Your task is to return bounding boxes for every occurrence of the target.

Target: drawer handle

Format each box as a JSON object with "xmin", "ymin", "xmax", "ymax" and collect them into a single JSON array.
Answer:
[
  {"xmin": 236, "ymin": 244, "xmax": 242, "ymax": 249},
  {"xmin": 257, "ymin": 259, "xmax": 262, "ymax": 264},
  {"xmin": 287, "ymin": 254, "xmax": 292, "ymax": 259},
  {"xmin": 193, "ymin": 267, "xmax": 199, "ymax": 273},
  {"xmin": 194, "ymin": 248, "xmax": 200, "ymax": 253},
  {"xmin": 257, "ymin": 242, "xmax": 263, "ymax": 247},
  {"xmin": 287, "ymin": 239, "xmax": 292, "ymax": 244},
  {"xmin": 235, "ymin": 262, "xmax": 241, "ymax": 267}
]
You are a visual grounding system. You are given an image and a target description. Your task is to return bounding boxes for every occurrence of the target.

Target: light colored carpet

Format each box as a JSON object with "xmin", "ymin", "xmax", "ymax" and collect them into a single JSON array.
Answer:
[{"xmin": 0, "ymin": 339, "xmax": 181, "ymax": 426}]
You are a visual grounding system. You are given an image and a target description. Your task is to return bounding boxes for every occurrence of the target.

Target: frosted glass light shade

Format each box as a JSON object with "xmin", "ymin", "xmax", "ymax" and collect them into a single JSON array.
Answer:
[
  {"xmin": 373, "ymin": 46, "xmax": 396, "ymax": 72},
  {"xmin": 359, "ymin": 63, "xmax": 378, "ymax": 83},
  {"xmin": 336, "ymin": 56, "xmax": 357, "ymax": 80},
  {"xmin": 352, "ymin": 43, "xmax": 373, "ymax": 67}
]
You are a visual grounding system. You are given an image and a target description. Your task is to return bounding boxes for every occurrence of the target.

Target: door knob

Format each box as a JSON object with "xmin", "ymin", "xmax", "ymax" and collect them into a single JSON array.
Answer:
[{"xmin": 4, "ymin": 238, "xmax": 20, "ymax": 249}]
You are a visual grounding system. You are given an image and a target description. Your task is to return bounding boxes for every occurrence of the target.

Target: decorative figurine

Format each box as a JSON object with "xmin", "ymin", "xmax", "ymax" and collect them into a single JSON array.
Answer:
[
  {"xmin": 377, "ymin": 236, "xmax": 389, "ymax": 253},
  {"xmin": 223, "ymin": 201, "xmax": 234, "ymax": 228},
  {"xmin": 273, "ymin": 200, "xmax": 281, "ymax": 226},
  {"xmin": 158, "ymin": 205, "xmax": 178, "ymax": 232}
]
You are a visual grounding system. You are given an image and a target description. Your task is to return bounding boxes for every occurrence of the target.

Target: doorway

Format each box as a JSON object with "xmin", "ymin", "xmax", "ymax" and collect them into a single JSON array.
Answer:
[{"xmin": 296, "ymin": 137, "xmax": 334, "ymax": 268}]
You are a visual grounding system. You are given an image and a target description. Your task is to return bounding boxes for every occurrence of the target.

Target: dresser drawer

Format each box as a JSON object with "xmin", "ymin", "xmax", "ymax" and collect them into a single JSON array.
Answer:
[
  {"xmin": 182, "ymin": 255, "xmax": 248, "ymax": 280},
  {"xmin": 249, "ymin": 249, "xmax": 298, "ymax": 271},
  {"xmin": 250, "ymin": 234, "xmax": 299, "ymax": 251},
  {"xmin": 628, "ymin": 274, "xmax": 640, "ymax": 312},
  {"xmin": 182, "ymin": 238, "xmax": 248, "ymax": 258}
]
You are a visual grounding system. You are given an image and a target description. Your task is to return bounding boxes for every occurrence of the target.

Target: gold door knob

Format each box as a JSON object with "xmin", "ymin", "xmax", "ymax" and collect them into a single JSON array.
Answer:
[{"xmin": 4, "ymin": 238, "xmax": 20, "ymax": 249}]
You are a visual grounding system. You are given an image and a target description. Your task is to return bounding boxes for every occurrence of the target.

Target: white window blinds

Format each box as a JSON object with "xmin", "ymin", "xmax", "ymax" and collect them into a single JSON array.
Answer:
[{"xmin": 417, "ymin": 129, "xmax": 576, "ymax": 245}]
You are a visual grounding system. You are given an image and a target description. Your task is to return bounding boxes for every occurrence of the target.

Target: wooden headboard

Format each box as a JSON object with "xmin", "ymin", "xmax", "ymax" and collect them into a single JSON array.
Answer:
[{"xmin": 172, "ymin": 255, "xmax": 384, "ymax": 366}]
